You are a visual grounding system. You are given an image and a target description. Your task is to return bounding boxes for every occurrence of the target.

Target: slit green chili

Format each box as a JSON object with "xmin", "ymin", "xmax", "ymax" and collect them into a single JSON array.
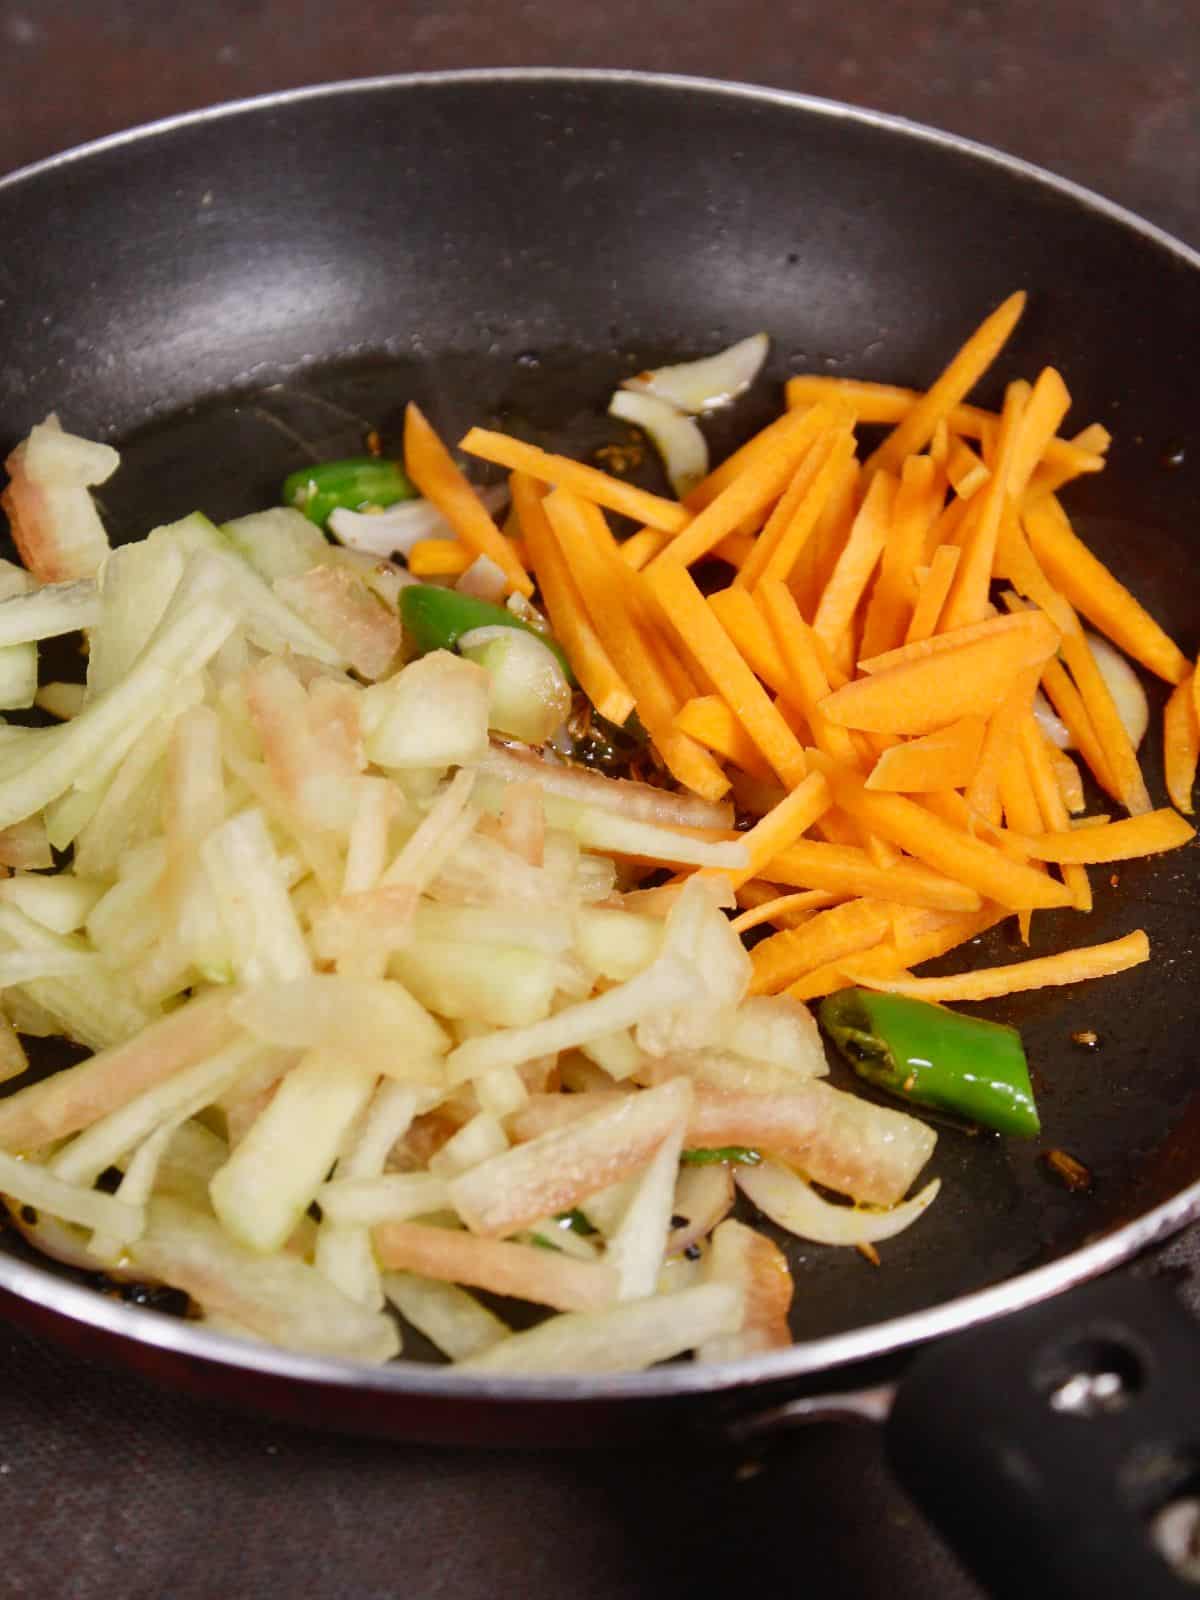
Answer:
[
  {"xmin": 819, "ymin": 987, "xmax": 1040, "ymax": 1137},
  {"xmin": 282, "ymin": 457, "xmax": 416, "ymax": 528},
  {"xmin": 399, "ymin": 584, "xmax": 576, "ymax": 684},
  {"xmin": 680, "ymin": 1146, "xmax": 762, "ymax": 1167}
]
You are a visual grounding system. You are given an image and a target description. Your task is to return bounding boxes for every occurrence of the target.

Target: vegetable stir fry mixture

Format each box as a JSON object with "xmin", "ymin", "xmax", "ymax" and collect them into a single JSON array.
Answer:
[{"xmin": 0, "ymin": 292, "xmax": 1192, "ymax": 1373}]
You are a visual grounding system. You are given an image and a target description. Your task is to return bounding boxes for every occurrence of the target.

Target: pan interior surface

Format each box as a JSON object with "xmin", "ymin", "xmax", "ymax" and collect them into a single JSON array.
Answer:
[{"xmin": 1, "ymin": 71, "xmax": 1199, "ymax": 1396}]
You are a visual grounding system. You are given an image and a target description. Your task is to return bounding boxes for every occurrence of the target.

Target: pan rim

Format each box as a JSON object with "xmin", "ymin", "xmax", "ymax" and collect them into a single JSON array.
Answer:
[
  {"xmin": 3, "ymin": 66, "xmax": 1197, "ymax": 270},
  {"xmin": 1, "ymin": 67, "xmax": 1198, "ymax": 1407}
]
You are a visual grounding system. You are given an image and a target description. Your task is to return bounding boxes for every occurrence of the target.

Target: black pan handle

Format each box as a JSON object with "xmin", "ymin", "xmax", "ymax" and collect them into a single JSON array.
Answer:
[{"xmin": 884, "ymin": 1271, "xmax": 1200, "ymax": 1597}]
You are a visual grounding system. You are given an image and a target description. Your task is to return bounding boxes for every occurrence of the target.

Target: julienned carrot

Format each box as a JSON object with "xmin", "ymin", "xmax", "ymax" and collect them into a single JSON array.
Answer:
[
  {"xmin": 1039, "ymin": 654, "xmax": 1117, "ymax": 798},
  {"xmin": 732, "ymin": 428, "xmax": 837, "ymax": 591},
  {"xmin": 1024, "ymin": 497, "xmax": 1189, "ymax": 685},
  {"xmin": 404, "ymin": 405, "xmax": 533, "ymax": 596},
  {"xmin": 1006, "ymin": 368, "xmax": 1072, "ymax": 498},
  {"xmin": 749, "ymin": 898, "xmax": 895, "ymax": 996},
  {"xmin": 820, "ymin": 613, "xmax": 1058, "ymax": 736},
  {"xmin": 619, "ymin": 526, "xmax": 673, "ymax": 570},
  {"xmin": 785, "ymin": 374, "xmax": 1102, "ymax": 478},
  {"xmin": 706, "ymin": 771, "xmax": 831, "ymax": 891},
  {"xmin": 541, "ymin": 489, "xmax": 728, "ymax": 800},
  {"xmin": 858, "ymin": 455, "xmax": 938, "ymax": 660},
  {"xmin": 512, "ymin": 473, "xmax": 635, "ymax": 727},
  {"xmin": 843, "ymin": 929, "xmax": 1150, "ymax": 1002},
  {"xmin": 945, "ymin": 439, "xmax": 990, "ymax": 500},
  {"xmin": 736, "ymin": 428, "xmax": 857, "ymax": 590},
  {"xmin": 756, "ymin": 581, "xmax": 861, "ymax": 768},
  {"xmin": 647, "ymin": 563, "xmax": 809, "ymax": 789},
  {"xmin": 1016, "ymin": 715, "xmax": 1091, "ymax": 912},
  {"xmin": 763, "ymin": 839, "xmax": 981, "ymax": 912},
  {"xmin": 809, "ymin": 753, "xmax": 1073, "ymax": 911},
  {"xmin": 938, "ymin": 378, "xmax": 1026, "ymax": 630},
  {"xmin": 655, "ymin": 404, "xmax": 842, "ymax": 570},
  {"xmin": 864, "ymin": 291, "xmax": 1027, "ymax": 477},
  {"xmin": 904, "ymin": 545, "xmax": 960, "ymax": 645},
  {"xmin": 406, "ymin": 538, "xmax": 472, "ymax": 579},
  {"xmin": 731, "ymin": 888, "xmax": 840, "ymax": 935},
  {"xmin": 858, "ymin": 608, "xmax": 1050, "ymax": 675},
  {"xmin": 707, "ymin": 586, "xmax": 792, "ymax": 698},
  {"xmin": 1015, "ymin": 809, "xmax": 1195, "ymax": 864},
  {"xmin": 865, "ymin": 715, "xmax": 987, "ymax": 794},
  {"xmin": 461, "ymin": 427, "xmax": 689, "ymax": 534},
  {"xmin": 964, "ymin": 665, "xmax": 1042, "ymax": 826},
  {"xmin": 674, "ymin": 696, "xmax": 774, "ymax": 782},
  {"xmin": 811, "ymin": 471, "xmax": 893, "ymax": 674},
  {"xmin": 1164, "ymin": 672, "xmax": 1199, "ymax": 815},
  {"xmin": 792, "ymin": 452, "xmax": 861, "ymax": 618},
  {"xmin": 1000, "ymin": 518, "xmax": 1152, "ymax": 815},
  {"xmin": 784, "ymin": 906, "xmax": 1008, "ymax": 1002},
  {"xmin": 683, "ymin": 401, "xmax": 834, "ymax": 513}
]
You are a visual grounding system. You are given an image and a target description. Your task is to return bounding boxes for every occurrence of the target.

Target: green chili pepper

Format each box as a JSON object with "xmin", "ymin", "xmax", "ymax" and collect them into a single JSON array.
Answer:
[
  {"xmin": 554, "ymin": 1208, "xmax": 598, "ymax": 1236},
  {"xmin": 680, "ymin": 1146, "xmax": 763, "ymax": 1167},
  {"xmin": 399, "ymin": 584, "xmax": 575, "ymax": 684},
  {"xmin": 818, "ymin": 987, "xmax": 1040, "ymax": 1137},
  {"xmin": 282, "ymin": 457, "xmax": 416, "ymax": 528}
]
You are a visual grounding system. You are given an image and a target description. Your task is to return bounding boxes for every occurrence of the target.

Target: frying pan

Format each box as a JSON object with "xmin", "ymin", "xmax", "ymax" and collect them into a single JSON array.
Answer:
[{"xmin": 1, "ymin": 69, "xmax": 1199, "ymax": 1598}]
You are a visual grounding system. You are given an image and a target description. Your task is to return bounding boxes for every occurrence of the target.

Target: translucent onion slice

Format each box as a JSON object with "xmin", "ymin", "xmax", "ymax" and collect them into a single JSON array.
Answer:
[
  {"xmin": 737, "ymin": 1158, "xmax": 940, "ymax": 1246},
  {"xmin": 328, "ymin": 485, "xmax": 507, "ymax": 559},
  {"xmin": 666, "ymin": 1162, "xmax": 735, "ymax": 1257},
  {"xmin": 1086, "ymin": 630, "xmax": 1149, "ymax": 750},
  {"xmin": 478, "ymin": 741, "xmax": 735, "ymax": 831},
  {"xmin": 608, "ymin": 390, "xmax": 709, "ymax": 499},
  {"xmin": 621, "ymin": 333, "xmax": 770, "ymax": 414},
  {"xmin": 1033, "ymin": 690, "xmax": 1072, "ymax": 750}
]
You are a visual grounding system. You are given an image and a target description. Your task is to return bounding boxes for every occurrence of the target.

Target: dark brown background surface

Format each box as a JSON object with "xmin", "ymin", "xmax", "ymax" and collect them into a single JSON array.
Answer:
[{"xmin": 0, "ymin": 3, "xmax": 1197, "ymax": 1596}]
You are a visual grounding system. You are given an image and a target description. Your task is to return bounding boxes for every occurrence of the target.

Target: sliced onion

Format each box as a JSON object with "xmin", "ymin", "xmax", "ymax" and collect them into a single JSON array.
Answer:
[
  {"xmin": 666, "ymin": 1162, "xmax": 734, "ymax": 1257},
  {"xmin": 455, "ymin": 554, "xmax": 508, "ymax": 603},
  {"xmin": 608, "ymin": 390, "xmax": 709, "ymax": 498},
  {"xmin": 478, "ymin": 741, "xmax": 735, "ymax": 830},
  {"xmin": 328, "ymin": 485, "xmax": 507, "ymax": 560},
  {"xmin": 622, "ymin": 333, "xmax": 770, "ymax": 414},
  {"xmin": 1033, "ymin": 690, "xmax": 1072, "ymax": 750},
  {"xmin": 737, "ymin": 1159, "xmax": 940, "ymax": 1247},
  {"xmin": 1086, "ymin": 630, "xmax": 1149, "ymax": 750}
]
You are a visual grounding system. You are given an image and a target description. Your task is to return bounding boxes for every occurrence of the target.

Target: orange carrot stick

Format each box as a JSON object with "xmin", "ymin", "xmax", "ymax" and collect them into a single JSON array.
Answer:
[
  {"xmin": 749, "ymin": 898, "xmax": 896, "ymax": 995},
  {"xmin": 1024, "ymin": 497, "xmax": 1189, "ymax": 684},
  {"xmin": 763, "ymin": 839, "xmax": 981, "ymax": 911},
  {"xmin": 705, "ymin": 770, "xmax": 832, "ymax": 890},
  {"xmin": 811, "ymin": 471, "xmax": 893, "ymax": 675},
  {"xmin": 756, "ymin": 580, "xmax": 862, "ymax": 768},
  {"xmin": 656, "ymin": 404, "xmax": 843, "ymax": 570},
  {"xmin": 674, "ymin": 696, "xmax": 775, "ymax": 782},
  {"xmin": 863, "ymin": 291, "xmax": 1027, "ymax": 477},
  {"xmin": 808, "ymin": 753, "xmax": 1073, "ymax": 910},
  {"xmin": 542, "ymin": 489, "xmax": 727, "ymax": 799},
  {"xmin": 646, "ymin": 563, "xmax": 809, "ymax": 789},
  {"xmin": 1017, "ymin": 715, "xmax": 1091, "ymax": 912},
  {"xmin": 1014, "ymin": 809, "xmax": 1195, "ymax": 864},
  {"xmin": 865, "ymin": 715, "xmax": 987, "ymax": 793},
  {"xmin": 859, "ymin": 455, "xmax": 941, "ymax": 659},
  {"xmin": 461, "ymin": 427, "xmax": 689, "ymax": 533},
  {"xmin": 904, "ymin": 545, "xmax": 961, "ymax": 644},
  {"xmin": 843, "ymin": 930, "xmax": 1149, "ymax": 1001},
  {"xmin": 513, "ymin": 473, "xmax": 635, "ymax": 726},
  {"xmin": 785, "ymin": 374, "xmax": 1101, "ymax": 479},
  {"xmin": 821, "ymin": 614, "xmax": 1059, "ymax": 736},
  {"xmin": 1164, "ymin": 671, "xmax": 1199, "ymax": 815},
  {"xmin": 938, "ymin": 378, "xmax": 1026, "ymax": 630},
  {"xmin": 405, "ymin": 405, "xmax": 533, "ymax": 596}
]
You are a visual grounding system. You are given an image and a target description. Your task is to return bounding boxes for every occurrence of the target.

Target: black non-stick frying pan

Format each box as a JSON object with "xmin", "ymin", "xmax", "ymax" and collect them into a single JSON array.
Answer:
[{"xmin": 1, "ymin": 70, "xmax": 1199, "ymax": 1598}]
